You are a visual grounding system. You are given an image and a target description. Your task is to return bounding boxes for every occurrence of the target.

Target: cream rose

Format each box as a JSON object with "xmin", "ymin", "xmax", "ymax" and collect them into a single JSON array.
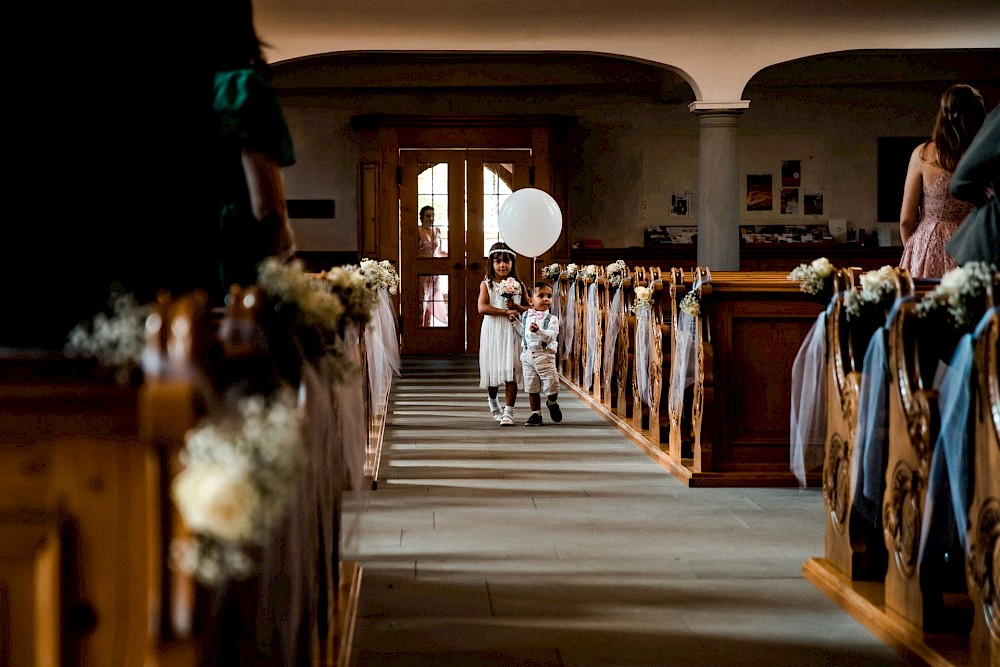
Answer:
[
  {"xmin": 172, "ymin": 464, "xmax": 260, "ymax": 543},
  {"xmin": 634, "ymin": 286, "xmax": 650, "ymax": 300},
  {"xmin": 810, "ymin": 257, "xmax": 833, "ymax": 279}
]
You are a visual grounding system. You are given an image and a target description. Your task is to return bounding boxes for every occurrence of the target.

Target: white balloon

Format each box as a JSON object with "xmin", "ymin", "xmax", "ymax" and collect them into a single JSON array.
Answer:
[{"xmin": 498, "ymin": 188, "xmax": 563, "ymax": 258}]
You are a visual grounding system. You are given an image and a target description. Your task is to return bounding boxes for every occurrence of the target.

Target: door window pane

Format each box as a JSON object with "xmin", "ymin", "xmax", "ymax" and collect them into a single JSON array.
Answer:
[
  {"xmin": 417, "ymin": 162, "xmax": 449, "ymax": 258},
  {"xmin": 483, "ymin": 162, "xmax": 514, "ymax": 257},
  {"xmin": 419, "ymin": 274, "xmax": 449, "ymax": 327}
]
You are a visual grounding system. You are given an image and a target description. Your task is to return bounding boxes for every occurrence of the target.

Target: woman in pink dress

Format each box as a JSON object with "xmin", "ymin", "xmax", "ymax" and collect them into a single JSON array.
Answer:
[{"xmin": 899, "ymin": 84, "xmax": 986, "ymax": 278}]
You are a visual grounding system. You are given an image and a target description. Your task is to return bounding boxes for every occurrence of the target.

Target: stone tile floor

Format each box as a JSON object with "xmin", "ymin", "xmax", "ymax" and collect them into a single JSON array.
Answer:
[{"xmin": 343, "ymin": 357, "xmax": 905, "ymax": 666}]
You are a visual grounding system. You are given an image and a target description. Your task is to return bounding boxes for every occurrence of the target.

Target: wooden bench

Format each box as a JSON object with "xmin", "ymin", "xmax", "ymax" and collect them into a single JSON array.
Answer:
[
  {"xmin": 686, "ymin": 268, "xmax": 826, "ymax": 486},
  {"xmin": 0, "ymin": 350, "xmax": 195, "ymax": 666},
  {"xmin": 966, "ymin": 306, "xmax": 999, "ymax": 667},
  {"xmin": 882, "ymin": 270, "xmax": 981, "ymax": 635},
  {"xmin": 822, "ymin": 267, "xmax": 890, "ymax": 582}
]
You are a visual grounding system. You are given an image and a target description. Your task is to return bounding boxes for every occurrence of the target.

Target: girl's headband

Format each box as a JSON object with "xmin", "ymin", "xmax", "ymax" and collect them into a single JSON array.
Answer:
[{"xmin": 489, "ymin": 247, "xmax": 515, "ymax": 257}]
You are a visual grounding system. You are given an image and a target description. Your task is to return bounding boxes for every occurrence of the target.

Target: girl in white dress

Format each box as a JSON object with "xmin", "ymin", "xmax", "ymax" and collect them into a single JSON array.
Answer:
[{"xmin": 478, "ymin": 242, "xmax": 527, "ymax": 426}]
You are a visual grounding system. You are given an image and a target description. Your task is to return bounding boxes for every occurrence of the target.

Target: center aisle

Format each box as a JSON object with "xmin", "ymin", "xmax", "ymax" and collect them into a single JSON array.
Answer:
[{"xmin": 342, "ymin": 356, "xmax": 904, "ymax": 667}]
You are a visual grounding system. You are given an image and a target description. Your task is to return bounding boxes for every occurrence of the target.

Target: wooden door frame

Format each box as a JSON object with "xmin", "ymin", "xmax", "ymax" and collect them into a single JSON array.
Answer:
[{"xmin": 353, "ymin": 114, "xmax": 574, "ymax": 353}]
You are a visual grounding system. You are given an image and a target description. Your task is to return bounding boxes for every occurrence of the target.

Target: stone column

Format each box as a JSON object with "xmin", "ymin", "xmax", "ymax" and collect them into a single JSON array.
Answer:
[{"xmin": 690, "ymin": 101, "xmax": 749, "ymax": 271}]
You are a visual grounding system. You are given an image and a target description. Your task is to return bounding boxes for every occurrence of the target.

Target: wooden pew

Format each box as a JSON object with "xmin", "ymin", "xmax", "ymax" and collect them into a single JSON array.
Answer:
[
  {"xmin": 601, "ymin": 273, "xmax": 628, "ymax": 413},
  {"xmin": 822, "ymin": 267, "xmax": 891, "ymax": 582},
  {"xmin": 883, "ymin": 269, "xmax": 979, "ymax": 635},
  {"xmin": 630, "ymin": 267, "xmax": 658, "ymax": 436},
  {"xmin": 613, "ymin": 269, "xmax": 638, "ymax": 421},
  {"xmin": 0, "ymin": 324, "xmax": 199, "ymax": 664},
  {"xmin": 664, "ymin": 268, "xmax": 689, "ymax": 460},
  {"xmin": 966, "ymin": 306, "xmax": 999, "ymax": 667},
  {"xmin": 686, "ymin": 268, "xmax": 825, "ymax": 486}
]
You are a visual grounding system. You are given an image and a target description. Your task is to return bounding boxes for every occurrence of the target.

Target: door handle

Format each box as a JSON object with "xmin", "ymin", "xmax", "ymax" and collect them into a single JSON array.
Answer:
[
  {"xmin": 454, "ymin": 262, "xmax": 463, "ymax": 270},
  {"xmin": 469, "ymin": 262, "xmax": 480, "ymax": 271}
]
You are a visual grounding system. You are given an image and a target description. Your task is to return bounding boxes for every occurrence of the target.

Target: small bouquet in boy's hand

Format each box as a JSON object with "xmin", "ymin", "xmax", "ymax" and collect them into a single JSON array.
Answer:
[{"xmin": 499, "ymin": 277, "xmax": 522, "ymax": 301}]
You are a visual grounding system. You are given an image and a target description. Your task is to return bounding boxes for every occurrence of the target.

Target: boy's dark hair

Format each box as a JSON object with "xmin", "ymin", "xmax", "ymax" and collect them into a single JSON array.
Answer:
[{"xmin": 530, "ymin": 280, "xmax": 553, "ymax": 295}]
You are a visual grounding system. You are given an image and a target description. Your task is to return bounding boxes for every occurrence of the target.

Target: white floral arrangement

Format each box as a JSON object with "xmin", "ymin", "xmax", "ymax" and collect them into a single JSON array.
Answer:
[
  {"xmin": 581, "ymin": 264, "xmax": 599, "ymax": 283},
  {"xmin": 170, "ymin": 389, "xmax": 305, "ymax": 586},
  {"xmin": 915, "ymin": 261, "xmax": 999, "ymax": 329},
  {"xmin": 679, "ymin": 291, "xmax": 701, "ymax": 317},
  {"xmin": 788, "ymin": 257, "xmax": 835, "ymax": 296},
  {"xmin": 843, "ymin": 265, "xmax": 895, "ymax": 320},
  {"xmin": 358, "ymin": 258, "xmax": 399, "ymax": 294},
  {"xmin": 541, "ymin": 263, "xmax": 562, "ymax": 280},
  {"xmin": 258, "ymin": 258, "xmax": 375, "ymax": 369},
  {"xmin": 634, "ymin": 285, "xmax": 653, "ymax": 313},
  {"xmin": 499, "ymin": 277, "xmax": 522, "ymax": 301},
  {"xmin": 64, "ymin": 289, "xmax": 149, "ymax": 385},
  {"xmin": 565, "ymin": 263, "xmax": 580, "ymax": 281},
  {"xmin": 606, "ymin": 260, "xmax": 628, "ymax": 288}
]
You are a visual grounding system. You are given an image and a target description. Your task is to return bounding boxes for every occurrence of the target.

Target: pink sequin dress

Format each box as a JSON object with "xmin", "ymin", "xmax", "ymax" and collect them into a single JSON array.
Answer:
[{"xmin": 900, "ymin": 171, "xmax": 973, "ymax": 278}]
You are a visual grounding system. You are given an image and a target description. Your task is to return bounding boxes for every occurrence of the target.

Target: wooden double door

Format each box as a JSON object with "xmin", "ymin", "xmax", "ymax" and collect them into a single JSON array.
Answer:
[{"xmin": 399, "ymin": 149, "xmax": 534, "ymax": 355}]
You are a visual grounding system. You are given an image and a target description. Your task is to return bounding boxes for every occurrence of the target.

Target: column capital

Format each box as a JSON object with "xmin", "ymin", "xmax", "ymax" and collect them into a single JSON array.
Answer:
[{"xmin": 688, "ymin": 100, "xmax": 750, "ymax": 115}]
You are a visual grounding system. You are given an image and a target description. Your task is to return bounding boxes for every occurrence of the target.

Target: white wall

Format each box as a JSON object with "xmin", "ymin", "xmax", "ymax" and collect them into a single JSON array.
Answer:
[{"xmin": 277, "ymin": 82, "xmax": 951, "ymax": 252}]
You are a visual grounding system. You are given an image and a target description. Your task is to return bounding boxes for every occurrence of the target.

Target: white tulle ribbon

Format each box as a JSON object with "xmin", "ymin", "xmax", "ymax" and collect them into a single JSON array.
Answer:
[
  {"xmin": 562, "ymin": 282, "xmax": 578, "ymax": 361},
  {"xmin": 583, "ymin": 282, "xmax": 599, "ymax": 389},
  {"xmin": 788, "ymin": 308, "xmax": 829, "ymax": 487},
  {"xmin": 668, "ymin": 309, "xmax": 697, "ymax": 432},
  {"xmin": 635, "ymin": 309, "xmax": 654, "ymax": 407},
  {"xmin": 602, "ymin": 289, "xmax": 624, "ymax": 397}
]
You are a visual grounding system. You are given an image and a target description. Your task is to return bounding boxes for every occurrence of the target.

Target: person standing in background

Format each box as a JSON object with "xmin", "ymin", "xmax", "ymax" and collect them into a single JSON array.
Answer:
[
  {"xmin": 212, "ymin": 0, "xmax": 298, "ymax": 303},
  {"xmin": 899, "ymin": 83, "xmax": 986, "ymax": 278}
]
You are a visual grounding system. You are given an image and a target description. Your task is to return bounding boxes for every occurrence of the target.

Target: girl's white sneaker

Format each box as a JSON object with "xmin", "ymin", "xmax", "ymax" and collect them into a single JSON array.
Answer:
[{"xmin": 499, "ymin": 406, "xmax": 515, "ymax": 427}]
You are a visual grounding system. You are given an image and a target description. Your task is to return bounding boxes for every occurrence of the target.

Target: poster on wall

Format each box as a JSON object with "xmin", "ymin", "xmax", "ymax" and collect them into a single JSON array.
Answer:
[
  {"xmin": 670, "ymin": 191, "xmax": 690, "ymax": 217},
  {"xmin": 746, "ymin": 174, "xmax": 773, "ymax": 211},
  {"xmin": 781, "ymin": 160, "xmax": 801, "ymax": 187},
  {"xmin": 781, "ymin": 188, "xmax": 799, "ymax": 215},
  {"xmin": 804, "ymin": 192, "xmax": 824, "ymax": 215}
]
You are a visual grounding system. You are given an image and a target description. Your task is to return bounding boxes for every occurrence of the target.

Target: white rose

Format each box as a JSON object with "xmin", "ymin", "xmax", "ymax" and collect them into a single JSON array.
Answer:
[
  {"xmin": 810, "ymin": 257, "xmax": 833, "ymax": 279},
  {"xmin": 859, "ymin": 270, "xmax": 882, "ymax": 292},
  {"xmin": 939, "ymin": 266, "xmax": 966, "ymax": 296},
  {"xmin": 635, "ymin": 286, "xmax": 650, "ymax": 300},
  {"xmin": 172, "ymin": 464, "xmax": 260, "ymax": 543}
]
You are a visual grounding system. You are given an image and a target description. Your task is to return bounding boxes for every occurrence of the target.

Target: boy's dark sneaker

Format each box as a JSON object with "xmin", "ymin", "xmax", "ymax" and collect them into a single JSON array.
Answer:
[
  {"xmin": 525, "ymin": 412, "xmax": 543, "ymax": 427},
  {"xmin": 547, "ymin": 401, "xmax": 562, "ymax": 423}
]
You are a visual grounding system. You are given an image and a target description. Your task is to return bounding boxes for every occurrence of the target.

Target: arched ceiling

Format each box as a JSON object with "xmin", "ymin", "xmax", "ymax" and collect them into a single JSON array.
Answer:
[{"xmin": 255, "ymin": 0, "xmax": 1000, "ymax": 101}]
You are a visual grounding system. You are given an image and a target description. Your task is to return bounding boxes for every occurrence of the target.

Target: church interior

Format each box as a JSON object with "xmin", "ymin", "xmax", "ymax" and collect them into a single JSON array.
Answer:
[{"xmin": 2, "ymin": 0, "xmax": 999, "ymax": 665}]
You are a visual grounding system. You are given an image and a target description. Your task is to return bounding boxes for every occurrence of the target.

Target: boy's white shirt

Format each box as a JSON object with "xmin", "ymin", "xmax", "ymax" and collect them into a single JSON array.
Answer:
[{"xmin": 520, "ymin": 309, "xmax": 560, "ymax": 352}]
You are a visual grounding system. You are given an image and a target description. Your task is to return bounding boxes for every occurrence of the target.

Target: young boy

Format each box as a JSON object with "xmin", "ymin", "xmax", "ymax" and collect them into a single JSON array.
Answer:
[{"xmin": 519, "ymin": 281, "xmax": 562, "ymax": 426}]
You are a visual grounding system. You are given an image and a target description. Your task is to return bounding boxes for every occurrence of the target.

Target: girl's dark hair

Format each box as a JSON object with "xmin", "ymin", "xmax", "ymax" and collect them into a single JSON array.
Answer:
[
  {"xmin": 928, "ymin": 83, "xmax": 986, "ymax": 172},
  {"xmin": 485, "ymin": 242, "xmax": 523, "ymax": 291},
  {"xmin": 210, "ymin": 0, "xmax": 273, "ymax": 78},
  {"xmin": 419, "ymin": 205, "xmax": 434, "ymax": 222}
]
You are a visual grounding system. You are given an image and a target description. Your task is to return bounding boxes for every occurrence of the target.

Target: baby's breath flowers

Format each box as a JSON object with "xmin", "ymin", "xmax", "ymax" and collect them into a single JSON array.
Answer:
[
  {"xmin": 843, "ymin": 265, "xmax": 895, "ymax": 320},
  {"xmin": 358, "ymin": 258, "xmax": 399, "ymax": 294},
  {"xmin": 679, "ymin": 291, "xmax": 701, "ymax": 317},
  {"xmin": 170, "ymin": 389, "xmax": 304, "ymax": 586},
  {"xmin": 581, "ymin": 264, "xmax": 599, "ymax": 282},
  {"xmin": 565, "ymin": 263, "xmax": 580, "ymax": 281},
  {"xmin": 64, "ymin": 288, "xmax": 149, "ymax": 385},
  {"xmin": 606, "ymin": 260, "xmax": 628, "ymax": 288},
  {"xmin": 916, "ymin": 262, "xmax": 998, "ymax": 329},
  {"xmin": 255, "ymin": 258, "xmax": 377, "ymax": 375},
  {"xmin": 541, "ymin": 263, "xmax": 562, "ymax": 280},
  {"xmin": 634, "ymin": 285, "xmax": 653, "ymax": 312},
  {"xmin": 788, "ymin": 257, "xmax": 835, "ymax": 296}
]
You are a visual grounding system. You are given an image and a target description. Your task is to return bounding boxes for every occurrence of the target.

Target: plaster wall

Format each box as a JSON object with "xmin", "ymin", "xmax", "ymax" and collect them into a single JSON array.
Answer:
[{"xmin": 278, "ymin": 83, "xmax": 977, "ymax": 252}]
